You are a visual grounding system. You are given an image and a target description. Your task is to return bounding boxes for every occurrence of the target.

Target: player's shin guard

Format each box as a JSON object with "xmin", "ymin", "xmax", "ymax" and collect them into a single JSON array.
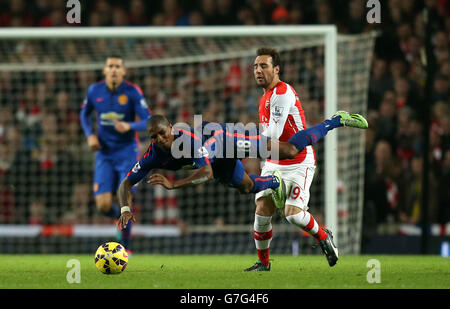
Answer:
[
  {"xmin": 248, "ymin": 174, "xmax": 279, "ymax": 193},
  {"xmin": 285, "ymin": 211, "xmax": 327, "ymax": 242},
  {"xmin": 288, "ymin": 117, "xmax": 341, "ymax": 151},
  {"xmin": 253, "ymin": 214, "xmax": 272, "ymax": 267}
]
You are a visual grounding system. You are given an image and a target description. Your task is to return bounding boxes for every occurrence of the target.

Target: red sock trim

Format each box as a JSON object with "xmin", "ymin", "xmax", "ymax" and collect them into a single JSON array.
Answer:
[
  {"xmin": 253, "ymin": 230, "xmax": 273, "ymax": 241},
  {"xmin": 305, "ymin": 215, "xmax": 315, "ymax": 231},
  {"xmin": 315, "ymin": 227, "xmax": 328, "ymax": 241},
  {"xmin": 257, "ymin": 248, "xmax": 270, "ymax": 267}
]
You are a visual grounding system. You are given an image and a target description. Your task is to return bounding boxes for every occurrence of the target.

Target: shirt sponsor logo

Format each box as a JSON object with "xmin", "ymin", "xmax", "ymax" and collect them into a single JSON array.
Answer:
[{"xmin": 100, "ymin": 112, "xmax": 125, "ymax": 125}]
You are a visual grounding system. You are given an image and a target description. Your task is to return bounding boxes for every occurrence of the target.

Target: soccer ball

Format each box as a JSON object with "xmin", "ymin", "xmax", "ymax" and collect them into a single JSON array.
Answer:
[{"xmin": 94, "ymin": 242, "xmax": 128, "ymax": 274}]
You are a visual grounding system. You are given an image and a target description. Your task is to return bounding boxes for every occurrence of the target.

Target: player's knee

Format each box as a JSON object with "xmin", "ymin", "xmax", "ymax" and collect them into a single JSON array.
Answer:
[
  {"xmin": 97, "ymin": 202, "xmax": 112, "ymax": 213},
  {"xmin": 96, "ymin": 196, "xmax": 113, "ymax": 213},
  {"xmin": 285, "ymin": 205, "xmax": 302, "ymax": 218},
  {"xmin": 255, "ymin": 197, "xmax": 275, "ymax": 216}
]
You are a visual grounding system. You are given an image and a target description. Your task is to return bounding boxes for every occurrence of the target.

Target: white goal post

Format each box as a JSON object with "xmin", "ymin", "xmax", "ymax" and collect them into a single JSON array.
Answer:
[{"xmin": 0, "ymin": 25, "xmax": 373, "ymax": 254}]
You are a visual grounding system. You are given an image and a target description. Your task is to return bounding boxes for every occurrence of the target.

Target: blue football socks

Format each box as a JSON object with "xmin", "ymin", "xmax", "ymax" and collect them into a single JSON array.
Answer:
[
  {"xmin": 248, "ymin": 174, "xmax": 279, "ymax": 193},
  {"xmin": 288, "ymin": 116, "xmax": 341, "ymax": 151}
]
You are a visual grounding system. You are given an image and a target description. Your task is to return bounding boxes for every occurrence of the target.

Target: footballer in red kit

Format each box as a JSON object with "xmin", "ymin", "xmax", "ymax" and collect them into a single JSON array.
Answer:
[{"xmin": 245, "ymin": 47, "xmax": 339, "ymax": 271}]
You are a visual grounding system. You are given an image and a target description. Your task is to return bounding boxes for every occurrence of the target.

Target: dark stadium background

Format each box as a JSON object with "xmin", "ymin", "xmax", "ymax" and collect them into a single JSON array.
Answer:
[{"xmin": 0, "ymin": 0, "xmax": 449, "ymax": 255}]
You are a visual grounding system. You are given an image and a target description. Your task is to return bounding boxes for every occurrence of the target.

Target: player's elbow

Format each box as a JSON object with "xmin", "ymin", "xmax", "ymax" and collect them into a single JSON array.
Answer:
[
  {"xmin": 287, "ymin": 143, "xmax": 299, "ymax": 158},
  {"xmin": 279, "ymin": 143, "xmax": 299, "ymax": 159},
  {"xmin": 204, "ymin": 165, "xmax": 214, "ymax": 180}
]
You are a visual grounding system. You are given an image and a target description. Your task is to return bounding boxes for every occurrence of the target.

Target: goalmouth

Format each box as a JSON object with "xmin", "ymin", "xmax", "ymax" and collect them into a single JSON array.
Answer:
[{"xmin": 0, "ymin": 25, "xmax": 374, "ymax": 255}]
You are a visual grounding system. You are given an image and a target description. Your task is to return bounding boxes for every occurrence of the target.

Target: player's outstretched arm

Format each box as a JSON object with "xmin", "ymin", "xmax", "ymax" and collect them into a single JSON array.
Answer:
[
  {"xmin": 117, "ymin": 178, "xmax": 136, "ymax": 230},
  {"xmin": 148, "ymin": 164, "xmax": 214, "ymax": 189}
]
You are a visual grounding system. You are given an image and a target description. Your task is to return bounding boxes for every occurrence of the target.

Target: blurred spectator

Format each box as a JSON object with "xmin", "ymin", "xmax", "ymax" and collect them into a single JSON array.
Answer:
[
  {"xmin": 271, "ymin": 6, "xmax": 290, "ymax": 25},
  {"xmin": 369, "ymin": 58, "xmax": 394, "ymax": 111},
  {"xmin": 431, "ymin": 74, "xmax": 450, "ymax": 103},
  {"xmin": 345, "ymin": 0, "xmax": 366, "ymax": 34},
  {"xmin": 237, "ymin": 6, "xmax": 257, "ymax": 25},
  {"xmin": 289, "ymin": 4, "xmax": 303, "ymax": 24},
  {"xmin": 216, "ymin": 0, "xmax": 238, "ymax": 25},
  {"xmin": 398, "ymin": 155, "xmax": 438, "ymax": 224},
  {"xmin": 129, "ymin": 0, "xmax": 149, "ymax": 26},
  {"xmin": 162, "ymin": 0, "xmax": 184, "ymax": 26},
  {"xmin": 393, "ymin": 77, "xmax": 420, "ymax": 113},
  {"xmin": 365, "ymin": 140, "xmax": 399, "ymax": 225},
  {"xmin": 200, "ymin": 0, "xmax": 218, "ymax": 25},
  {"xmin": 314, "ymin": 0, "xmax": 334, "ymax": 25},
  {"xmin": 189, "ymin": 10, "xmax": 205, "ymax": 26},
  {"xmin": 112, "ymin": 6, "xmax": 129, "ymax": 27},
  {"xmin": 93, "ymin": 0, "xmax": 112, "ymax": 26},
  {"xmin": 375, "ymin": 90, "xmax": 398, "ymax": 145},
  {"xmin": 0, "ymin": 0, "xmax": 35, "ymax": 27}
]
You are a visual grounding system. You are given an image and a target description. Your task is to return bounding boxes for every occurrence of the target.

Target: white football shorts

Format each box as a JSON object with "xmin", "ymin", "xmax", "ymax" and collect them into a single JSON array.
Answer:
[{"xmin": 254, "ymin": 161, "xmax": 316, "ymax": 211}]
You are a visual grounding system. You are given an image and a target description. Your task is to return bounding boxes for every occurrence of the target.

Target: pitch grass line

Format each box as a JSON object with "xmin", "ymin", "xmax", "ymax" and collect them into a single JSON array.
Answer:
[{"xmin": 0, "ymin": 255, "xmax": 449, "ymax": 289}]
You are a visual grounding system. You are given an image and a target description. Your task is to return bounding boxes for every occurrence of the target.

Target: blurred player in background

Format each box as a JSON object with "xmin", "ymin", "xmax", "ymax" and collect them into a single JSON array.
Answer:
[
  {"xmin": 80, "ymin": 56, "xmax": 151, "ymax": 252},
  {"xmin": 247, "ymin": 47, "xmax": 355, "ymax": 271}
]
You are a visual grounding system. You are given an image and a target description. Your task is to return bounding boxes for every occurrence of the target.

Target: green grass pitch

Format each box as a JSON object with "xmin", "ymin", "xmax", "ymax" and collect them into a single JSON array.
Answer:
[{"xmin": 0, "ymin": 254, "xmax": 449, "ymax": 289}]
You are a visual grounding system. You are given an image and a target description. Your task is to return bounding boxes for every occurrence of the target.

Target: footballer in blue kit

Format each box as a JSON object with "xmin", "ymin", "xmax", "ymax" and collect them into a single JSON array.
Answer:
[
  {"xmin": 117, "ymin": 112, "xmax": 369, "ymax": 231},
  {"xmin": 80, "ymin": 56, "xmax": 151, "ymax": 251}
]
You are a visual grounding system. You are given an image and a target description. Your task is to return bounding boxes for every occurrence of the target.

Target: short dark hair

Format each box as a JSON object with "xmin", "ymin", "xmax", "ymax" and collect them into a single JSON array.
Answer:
[
  {"xmin": 256, "ymin": 47, "xmax": 281, "ymax": 68},
  {"xmin": 106, "ymin": 55, "xmax": 124, "ymax": 64},
  {"xmin": 147, "ymin": 114, "xmax": 170, "ymax": 130}
]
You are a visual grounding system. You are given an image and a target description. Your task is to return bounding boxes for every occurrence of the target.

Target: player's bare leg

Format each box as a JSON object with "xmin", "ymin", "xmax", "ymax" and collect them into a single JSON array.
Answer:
[
  {"xmin": 95, "ymin": 192, "xmax": 115, "ymax": 214},
  {"xmin": 284, "ymin": 205, "xmax": 338, "ymax": 267},
  {"xmin": 244, "ymin": 196, "xmax": 276, "ymax": 271}
]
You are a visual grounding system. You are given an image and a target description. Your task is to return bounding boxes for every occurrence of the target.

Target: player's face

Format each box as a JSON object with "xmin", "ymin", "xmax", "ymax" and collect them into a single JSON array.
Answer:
[
  {"xmin": 149, "ymin": 124, "xmax": 174, "ymax": 150},
  {"xmin": 103, "ymin": 58, "xmax": 126, "ymax": 86},
  {"xmin": 253, "ymin": 55, "xmax": 279, "ymax": 89}
]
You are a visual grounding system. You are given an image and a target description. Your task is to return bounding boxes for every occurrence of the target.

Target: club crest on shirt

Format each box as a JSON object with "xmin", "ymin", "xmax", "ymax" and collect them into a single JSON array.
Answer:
[{"xmin": 118, "ymin": 94, "xmax": 128, "ymax": 105}]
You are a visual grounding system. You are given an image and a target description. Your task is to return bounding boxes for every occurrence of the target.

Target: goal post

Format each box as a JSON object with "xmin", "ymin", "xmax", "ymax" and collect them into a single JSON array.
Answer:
[{"xmin": 0, "ymin": 26, "xmax": 374, "ymax": 255}]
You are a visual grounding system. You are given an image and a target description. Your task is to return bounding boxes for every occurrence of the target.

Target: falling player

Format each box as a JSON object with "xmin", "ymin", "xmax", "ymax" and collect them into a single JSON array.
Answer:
[
  {"xmin": 117, "ymin": 113, "xmax": 368, "ymax": 233},
  {"xmin": 80, "ymin": 55, "xmax": 151, "ymax": 252}
]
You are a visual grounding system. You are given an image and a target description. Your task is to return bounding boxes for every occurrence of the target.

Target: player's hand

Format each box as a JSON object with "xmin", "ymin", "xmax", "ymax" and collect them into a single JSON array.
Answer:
[
  {"xmin": 147, "ymin": 174, "xmax": 174, "ymax": 190},
  {"xmin": 118, "ymin": 211, "xmax": 135, "ymax": 230},
  {"xmin": 114, "ymin": 121, "xmax": 131, "ymax": 133},
  {"xmin": 87, "ymin": 135, "xmax": 102, "ymax": 151}
]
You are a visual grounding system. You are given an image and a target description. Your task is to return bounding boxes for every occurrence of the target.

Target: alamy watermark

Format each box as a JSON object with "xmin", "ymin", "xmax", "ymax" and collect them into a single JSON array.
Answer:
[
  {"xmin": 168, "ymin": 115, "xmax": 279, "ymax": 162},
  {"xmin": 366, "ymin": 259, "xmax": 381, "ymax": 284},
  {"xmin": 66, "ymin": 259, "xmax": 81, "ymax": 284},
  {"xmin": 66, "ymin": 0, "xmax": 81, "ymax": 24},
  {"xmin": 366, "ymin": 0, "xmax": 381, "ymax": 24}
]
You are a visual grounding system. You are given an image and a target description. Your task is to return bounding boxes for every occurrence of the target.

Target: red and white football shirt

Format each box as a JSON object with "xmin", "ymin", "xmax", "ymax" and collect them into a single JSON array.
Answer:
[{"xmin": 258, "ymin": 81, "xmax": 316, "ymax": 166}]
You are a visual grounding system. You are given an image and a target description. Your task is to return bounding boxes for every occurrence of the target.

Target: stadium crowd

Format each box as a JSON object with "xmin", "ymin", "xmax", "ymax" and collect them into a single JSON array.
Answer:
[{"xmin": 0, "ymin": 0, "xmax": 449, "ymax": 238}]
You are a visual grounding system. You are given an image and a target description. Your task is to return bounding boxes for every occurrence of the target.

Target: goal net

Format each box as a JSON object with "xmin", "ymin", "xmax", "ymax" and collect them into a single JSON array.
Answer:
[{"xmin": 0, "ymin": 26, "xmax": 374, "ymax": 255}]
